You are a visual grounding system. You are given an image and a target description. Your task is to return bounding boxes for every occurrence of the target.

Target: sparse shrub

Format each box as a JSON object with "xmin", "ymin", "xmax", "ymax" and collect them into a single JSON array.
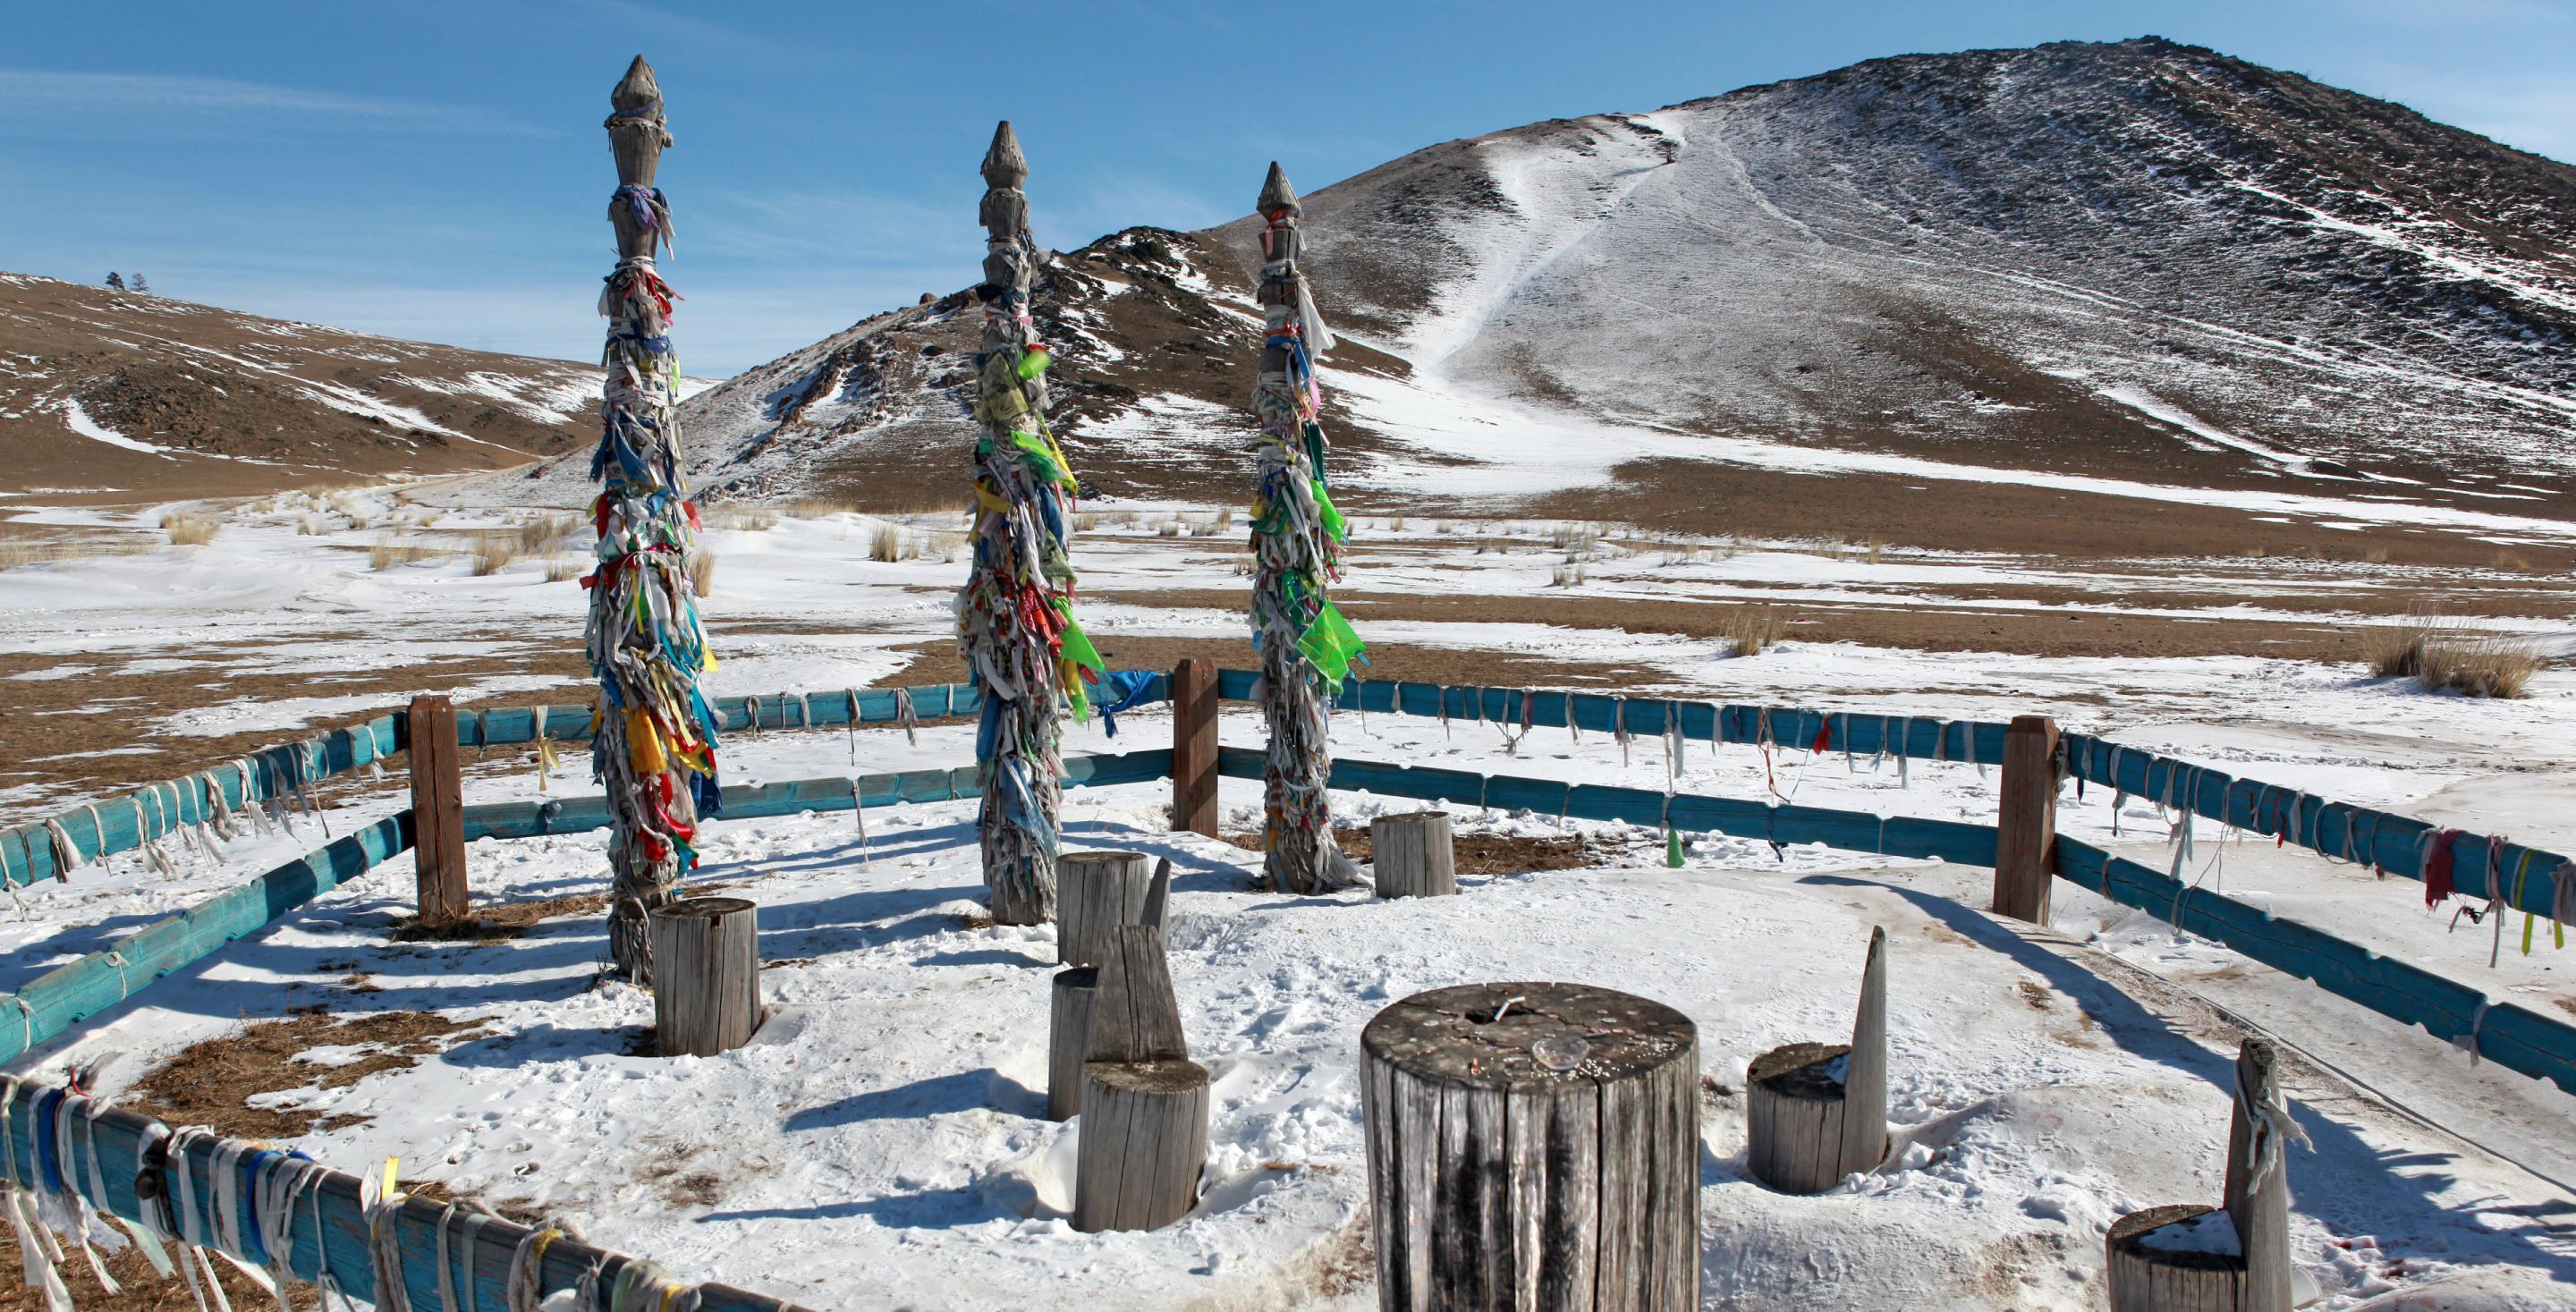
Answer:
[
  {"xmin": 162, "ymin": 512, "xmax": 219, "ymax": 546},
  {"xmin": 786, "ymin": 498, "xmax": 854, "ymax": 520},
  {"xmin": 2363, "ymin": 546, "xmax": 2392, "ymax": 564},
  {"xmin": 1157, "ymin": 521, "xmax": 1182, "ymax": 538},
  {"xmin": 368, "ymin": 537, "xmax": 439, "ymax": 570},
  {"xmin": 544, "ymin": 557, "xmax": 583, "ymax": 583},
  {"xmin": 1551, "ymin": 562, "xmax": 1585, "ymax": 588},
  {"xmin": 469, "ymin": 537, "xmax": 518, "ymax": 577},
  {"xmin": 2366, "ymin": 610, "xmax": 2541, "ymax": 698},
  {"xmin": 1722, "ymin": 605, "xmax": 1782, "ymax": 657},
  {"xmin": 690, "ymin": 550, "xmax": 716, "ymax": 597},
  {"xmin": 2419, "ymin": 631, "xmax": 2541, "ymax": 698},
  {"xmin": 515, "ymin": 513, "xmax": 578, "ymax": 554},
  {"xmin": 296, "ymin": 514, "xmax": 328, "ymax": 537},
  {"xmin": 869, "ymin": 524, "xmax": 903, "ymax": 563},
  {"xmin": 708, "ymin": 505, "xmax": 780, "ymax": 532},
  {"xmin": 1866, "ymin": 537, "xmax": 1886, "ymax": 566},
  {"xmin": 1212, "ymin": 506, "xmax": 1235, "ymax": 529},
  {"xmin": 1075, "ymin": 512, "xmax": 1101, "ymax": 531},
  {"xmin": 1388, "ymin": 516, "xmax": 1408, "ymax": 533}
]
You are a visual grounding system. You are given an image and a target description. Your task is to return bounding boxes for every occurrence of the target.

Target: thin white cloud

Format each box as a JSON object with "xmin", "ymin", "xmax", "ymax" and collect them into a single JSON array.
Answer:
[{"xmin": 0, "ymin": 70, "xmax": 537, "ymax": 134}]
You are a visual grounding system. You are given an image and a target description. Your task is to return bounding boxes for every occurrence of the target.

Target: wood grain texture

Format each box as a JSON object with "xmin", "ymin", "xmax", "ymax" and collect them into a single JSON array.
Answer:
[
  {"xmin": 649, "ymin": 896, "xmax": 762, "ymax": 1056},
  {"xmin": 406, "ymin": 695, "xmax": 468, "ymax": 925},
  {"xmin": 1373, "ymin": 811, "xmax": 1457, "ymax": 899},
  {"xmin": 1171, "ymin": 658, "xmax": 1220, "ymax": 837},
  {"xmin": 2222, "ymin": 1039, "xmax": 2292, "ymax": 1312},
  {"xmin": 1058, "ymin": 850, "xmax": 1156, "ymax": 968},
  {"xmin": 1072, "ymin": 1057, "xmax": 1210, "ymax": 1232},
  {"xmin": 1048, "ymin": 966, "xmax": 1098, "ymax": 1120},
  {"xmin": 1087, "ymin": 925, "xmax": 1189, "ymax": 1063},
  {"xmin": 1361, "ymin": 981, "xmax": 1699, "ymax": 1311},
  {"xmin": 1992, "ymin": 714, "xmax": 2059, "ymax": 924}
]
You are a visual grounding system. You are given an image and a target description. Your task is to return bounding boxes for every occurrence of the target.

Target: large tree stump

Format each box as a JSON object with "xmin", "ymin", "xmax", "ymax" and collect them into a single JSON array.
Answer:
[
  {"xmin": 1372, "ymin": 812, "xmax": 1456, "ymax": 899},
  {"xmin": 2106, "ymin": 1039, "xmax": 2295, "ymax": 1311},
  {"xmin": 648, "ymin": 897, "xmax": 761, "ymax": 1056},
  {"xmin": 1073, "ymin": 925, "xmax": 1208, "ymax": 1232},
  {"xmin": 1047, "ymin": 967, "xmax": 1097, "ymax": 1121},
  {"xmin": 1361, "ymin": 981, "xmax": 1699, "ymax": 1310},
  {"xmin": 1747, "ymin": 927, "xmax": 1889, "ymax": 1194},
  {"xmin": 1059, "ymin": 850, "xmax": 1157, "ymax": 968}
]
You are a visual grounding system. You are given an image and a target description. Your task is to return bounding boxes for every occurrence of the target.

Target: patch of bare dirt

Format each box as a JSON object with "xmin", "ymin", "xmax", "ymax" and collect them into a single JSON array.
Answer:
[
  {"xmin": 0, "ymin": 1240, "xmax": 309, "ymax": 1312},
  {"xmin": 392, "ymin": 891, "xmax": 612, "ymax": 943},
  {"xmin": 126, "ymin": 1007, "xmax": 497, "ymax": 1138}
]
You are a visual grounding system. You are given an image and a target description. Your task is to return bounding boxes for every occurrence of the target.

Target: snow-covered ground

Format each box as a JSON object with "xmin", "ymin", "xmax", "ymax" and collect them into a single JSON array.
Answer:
[{"xmin": 5, "ymin": 487, "xmax": 2576, "ymax": 1307}]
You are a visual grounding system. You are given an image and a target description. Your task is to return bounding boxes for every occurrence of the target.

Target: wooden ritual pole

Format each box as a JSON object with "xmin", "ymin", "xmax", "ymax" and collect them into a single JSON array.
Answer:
[
  {"xmin": 1169, "ymin": 657, "xmax": 1219, "ymax": 837},
  {"xmin": 1247, "ymin": 163, "xmax": 1363, "ymax": 894},
  {"xmin": 957, "ymin": 122, "xmax": 1095, "ymax": 925},
  {"xmin": 1992, "ymin": 715, "xmax": 2060, "ymax": 924},
  {"xmin": 589, "ymin": 56, "xmax": 723, "ymax": 984}
]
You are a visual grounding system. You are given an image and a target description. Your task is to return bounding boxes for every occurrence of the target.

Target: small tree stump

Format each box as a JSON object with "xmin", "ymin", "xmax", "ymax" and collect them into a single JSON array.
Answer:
[
  {"xmin": 1072, "ymin": 925, "xmax": 1207, "ymax": 1232},
  {"xmin": 648, "ymin": 897, "xmax": 761, "ymax": 1056},
  {"xmin": 1074, "ymin": 1057, "xmax": 1211, "ymax": 1232},
  {"xmin": 1059, "ymin": 850, "xmax": 1156, "ymax": 967},
  {"xmin": 2107, "ymin": 1039, "xmax": 2294, "ymax": 1311},
  {"xmin": 1372, "ymin": 812, "xmax": 1455, "ymax": 899},
  {"xmin": 2106, "ymin": 1205, "xmax": 2249, "ymax": 1311},
  {"xmin": 1047, "ymin": 967, "xmax": 1098, "ymax": 1121},
  {"xmin": 1361, "ymin": 981, "xmax": 1699, "ymax": 1310},
  {"xmin": 1746, "ymin": 927, "xmax": 1889, "ymax": 1194}
]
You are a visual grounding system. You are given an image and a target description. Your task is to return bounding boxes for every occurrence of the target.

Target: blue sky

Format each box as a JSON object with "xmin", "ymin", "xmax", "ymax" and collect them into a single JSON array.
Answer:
[{"xmin": 5, "ymin": 1, "xmax": 2570, "ymax": 375}]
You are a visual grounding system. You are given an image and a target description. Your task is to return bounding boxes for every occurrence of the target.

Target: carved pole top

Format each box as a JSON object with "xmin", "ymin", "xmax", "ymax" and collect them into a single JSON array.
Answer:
[
  {"xmin": 1258, "ymin": 161, "xmax": 1300, "ymax": 217},
  {"xmin": 982, "ymin": 121, "xmax": 1030, "ymax": 189},
  {"xmin": 612, "ymin": 55, "xmax": 662, "ymax": 116}
]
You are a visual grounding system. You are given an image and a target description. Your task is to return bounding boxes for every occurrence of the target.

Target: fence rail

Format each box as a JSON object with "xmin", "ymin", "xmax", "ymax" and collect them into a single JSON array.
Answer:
[{"xmin": 0, "ymin": 1077, "xmax": 811, "ymax": 1311}]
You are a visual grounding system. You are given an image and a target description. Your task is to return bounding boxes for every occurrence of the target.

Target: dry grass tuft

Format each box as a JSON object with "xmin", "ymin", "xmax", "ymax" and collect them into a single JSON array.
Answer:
[
  {"xmin": 2366, "ymin": 610, "xmax": 2543, "ymax": 698},
  {"xmin": 869, "ymin": 524, "xmax": 904, "ymax": 563},
  {"xmin": 690, "ymin": 549, "xmax": 716, "ymax": 597},
  {"xmin": 1721, "ymin": 605, "xmax": 1783, "ymax": 657},
  {"xmin": 469, "ymin": 536, "xmax": 519, "ymax": 577},
  {"xmin": 544, "ymin": 557, "xmax": 584, "ymax": 583},
  {"xmin": 515, "ymin": 512, "xmax": 579, "ymax": 554},
  {"xmin": 368, "ymin": 537, "xmax": 440, "ymax": 571},
  {"xmin": 708, "ymin": 505, "xmax": 781, "ymax": 532},
  {"xmin": 785, "ymin": 498, "xmax": 854, "ymax": 520},
  {"xmin": 1551, "ymin": 562, "xmax": 1586, "ymax": 588},
  {"xmin": 162, "ymin": 512, "xmax": 220, "ymax": 546}
]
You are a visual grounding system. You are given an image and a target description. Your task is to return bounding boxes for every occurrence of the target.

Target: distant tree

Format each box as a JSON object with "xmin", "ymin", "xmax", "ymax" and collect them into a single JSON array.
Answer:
[
  {"xmin": 132, "ymin": 274, "xmax": 149, "ymax": 294},
  {"xmin": 105, "ymin": 272, "xmax": 124, "ymax": 291}
]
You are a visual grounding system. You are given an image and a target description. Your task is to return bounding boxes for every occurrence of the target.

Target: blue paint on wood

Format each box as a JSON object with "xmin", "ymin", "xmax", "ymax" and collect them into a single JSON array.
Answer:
[
  {"xmin": 0, "ymin": 815, "xmax": 412, "ymax": 1065},
  {"xmin": 0, "ymin": 1077, "xmax": 810, "ymax": 1310}
]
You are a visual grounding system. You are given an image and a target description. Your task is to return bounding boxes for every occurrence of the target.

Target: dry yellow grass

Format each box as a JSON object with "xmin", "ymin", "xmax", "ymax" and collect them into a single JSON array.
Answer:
[
  {"xmin": 869, "ymin": 524, "xmax": 904, "ymax": 563},
  {"xmin": 368, "ymin": 537, "xmax": 440, "ymax": 570},
  {"xmin": 514, "ymin": 513, "xmax": 579, "ymax": 554},
  {"xmin": 2365, "ymin": 610, "xmax": 2542, "ymax": 698},
  {"xmin": 544, "ymin": 557, "xmax": 584, "ymax": 583},
  {"xmin": 1722, "ymin": 605, "xmax": 1782, "ymax": 657},
  {"xmin": 786, "ymin": 498, "xmax": 855, "ymax": 520},
  {"xmin": 708, "ymin": 505, "xmax": 781, "ymax": 532},
  {"xmin": 469, "ymin": 537, "xmax": 518, "ymax": 577},
  {"xmin": 690, "ymin": 550, "xmax": 716, "ymax": 597},
  {"xmin": 162, "ymin": 512, "xmax": 220, "ymax": 546}
]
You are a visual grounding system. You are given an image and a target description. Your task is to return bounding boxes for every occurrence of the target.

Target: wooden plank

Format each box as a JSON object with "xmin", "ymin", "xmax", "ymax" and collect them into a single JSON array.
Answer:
[
  {"xmin": 1169, "ymin": 658, "xmax": 1219, "ymax": 837},
  {"xmin": 1086, "ymin": 925, "xmax": 1189, "ymax": 1063},
  {"xmin": 407, "ymin": 695, "xmax": 469, "ymax": 925},
  {"xmin": 1991, "ymin": 715, "xmax": 2058, "ymax": 925}
]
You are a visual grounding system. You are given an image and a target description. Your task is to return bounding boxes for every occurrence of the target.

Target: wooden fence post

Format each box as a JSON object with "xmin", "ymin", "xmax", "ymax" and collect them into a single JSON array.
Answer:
[
  {"xmin": 1170, "ymin": 658, "xmax": 1218, "ymax": 838},
  {"xmin": 405, "ymin": 695, "xmax": 467, "ymax": 926},
  {"xmin": 1991, "ymin": 714, "xmax": 2059, "ymax": 925}
]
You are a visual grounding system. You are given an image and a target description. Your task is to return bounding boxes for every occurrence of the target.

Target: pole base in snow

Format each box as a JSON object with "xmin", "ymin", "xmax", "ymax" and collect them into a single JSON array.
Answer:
[
  {"xmin": 1371, "ymin": 811, "xmax": 1456, "ymax": 899},
  {"xmin": 1047, "ymin": 966, "xmax": 1098, "ymax": 1121},
  {"xmin": 2106, "ymin": 1205, "xmax": 2254, "ymax": 1311}
]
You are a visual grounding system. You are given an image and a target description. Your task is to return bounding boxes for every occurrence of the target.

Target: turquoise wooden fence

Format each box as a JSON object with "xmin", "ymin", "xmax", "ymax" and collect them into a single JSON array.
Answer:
[{"xmin": 0, "ymin": 1077, "xmax": 811, "ymax": 1311}]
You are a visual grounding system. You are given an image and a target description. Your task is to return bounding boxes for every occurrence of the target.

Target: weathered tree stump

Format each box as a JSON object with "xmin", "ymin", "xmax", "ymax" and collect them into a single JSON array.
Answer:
[
  {"xmin": 1059, "ymin": 850, "xmax": 1157, "ymax": 967},
  {"xmin": 648, "ymin": 897, "xmax": 761, "ymax": 1056},
  {"xmin": 1047, "ymin": 966, "xmax": 1097, "ymax": 1121},
  {"xmin": 1073, "ymin": 925, "xmax": 1208, "ymax": 1232},
  {"xmin": 1074, "ymin": 1058, "xmax": 1212, "ymax": 1232},
  {"xmin": 1361, "ymin": 981, "xmax": 1699, "ymax": 1310},
  {"xmin": 1372, "ymin": 812, "xmax": 1456, "ymax": 899},
  {"xmin": 1747, "ymin": 927, "xmax": 1889, "ymax": 1194},
  {"xmin": 2106, "ymin": 1039, "xmax": 2295, "ymax": 1311}
]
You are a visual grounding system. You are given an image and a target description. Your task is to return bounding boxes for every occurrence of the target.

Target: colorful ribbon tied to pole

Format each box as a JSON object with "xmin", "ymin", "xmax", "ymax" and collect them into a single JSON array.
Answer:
[
  {"xmin": 958, "ymin": 122, "xmax": 1098, "ymax": 926},
  {"xmin": 586, "ymin": 56, "xmax": 720, "ymax": 984},
  {"xmin": 1248, "ymin": 163, "xmax": 1365, "ymax": 895}
]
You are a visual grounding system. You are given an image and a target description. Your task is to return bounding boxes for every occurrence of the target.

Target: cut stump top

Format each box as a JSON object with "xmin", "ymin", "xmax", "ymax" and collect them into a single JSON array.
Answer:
[
  {"xmin": 1750, "ymin": 1041, "xmax": 1851, "ymax": 1102},
  {"xmin": 1361, "ymin": 981, "xmax": 1695, "ymax": 1089},
  {"xmin": 2107, "ymin": 1203, "xmax": 2245, "ymax": 1274},
  {"xmin": 654, "ymin": 896, "xmax": 755, "ymax": 920}
]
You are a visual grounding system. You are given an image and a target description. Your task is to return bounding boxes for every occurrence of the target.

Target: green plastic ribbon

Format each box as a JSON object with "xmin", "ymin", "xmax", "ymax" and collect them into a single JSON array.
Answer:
[
  {"xmin": 1016, "ymin": 346, "xmax": 1051, "ymax": 381},
  {"xmin": 1311, "ymin": 478, "xmax": 1348, "ymax": 541},
  {"xmin": 1054, "ymin": 598, "xmax": 1105, "ymax": 675},
  {"xmin": 1295, "ymin": 600, "xmax": 1365, "ymax": 689}
]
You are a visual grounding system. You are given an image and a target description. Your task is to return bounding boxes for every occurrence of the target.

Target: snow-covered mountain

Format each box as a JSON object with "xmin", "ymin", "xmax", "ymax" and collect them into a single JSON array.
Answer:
[
  {"xmin": 581, "ymin": 38, "xmax": 2576, "ymax": 551},
  {"xmin": 0, "ymin": 272, "xmax": 607, "ymax": 501}
]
